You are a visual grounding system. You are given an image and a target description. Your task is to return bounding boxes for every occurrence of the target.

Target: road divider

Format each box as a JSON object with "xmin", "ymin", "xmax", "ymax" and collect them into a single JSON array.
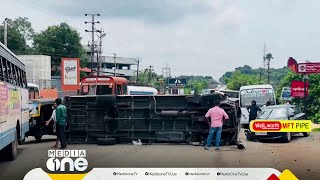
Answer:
[{"xmin": 249, "ymin": 120, "xmax": 312, "ymax": 132}]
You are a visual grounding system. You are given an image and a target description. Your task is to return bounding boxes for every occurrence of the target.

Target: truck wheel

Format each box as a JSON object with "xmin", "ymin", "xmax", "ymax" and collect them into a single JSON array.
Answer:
[
  {"xmin": 303, "ymin": 132, "xmax": 310, "ymax": 137},
  {"xmin": 34, "ymin": 131, "xmax": 42, "ymax": 142},
  {"xmin": 4, "ymin": 132, "xmax": 18, "ymax": 161},
  {"xmin": 282, "ymin": 132, "xmax": 291, "ymax": 143},
  {"xmin": 96, "ymin": 138, "xmax": 116, "ymax": 145}
]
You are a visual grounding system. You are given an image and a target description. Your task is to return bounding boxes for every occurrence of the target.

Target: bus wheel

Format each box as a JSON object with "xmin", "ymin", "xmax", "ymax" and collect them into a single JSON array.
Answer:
[
  {"xmin": 4, "ymin": 132, "xmax": 18, "ymax": 161},
  {"xmin": 34, "ymin": 131, "xmax": 42, "ymax": 142}
]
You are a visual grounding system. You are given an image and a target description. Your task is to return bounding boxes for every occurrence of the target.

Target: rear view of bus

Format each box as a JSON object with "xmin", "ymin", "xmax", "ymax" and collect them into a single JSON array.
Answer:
[
  {"xmin": 239, "ymin": 85, "xmax": 276, "ymax": 125},
  {"xmin": 0, "ymin": 42, "xmax": 29, "ymax": 160}
]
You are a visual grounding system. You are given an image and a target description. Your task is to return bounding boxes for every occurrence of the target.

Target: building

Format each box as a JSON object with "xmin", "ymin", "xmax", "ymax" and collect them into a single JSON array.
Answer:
[
  {"xmin": 88, "ymin": 55, "xmax": 138, "ymax": 79},
  {"xmin": 18, "ymin": 55, "xmax": 51, "ymax": 89}
]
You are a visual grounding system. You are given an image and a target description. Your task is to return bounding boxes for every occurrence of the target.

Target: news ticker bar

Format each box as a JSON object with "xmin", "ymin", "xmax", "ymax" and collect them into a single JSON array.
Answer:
[
  {"xmin": 250, "ymin": 120, "xmax": 312, "ymax": 132},
  {"xmin": 23, "ymin": 168, "xmax": 299, "ymax": 180}
]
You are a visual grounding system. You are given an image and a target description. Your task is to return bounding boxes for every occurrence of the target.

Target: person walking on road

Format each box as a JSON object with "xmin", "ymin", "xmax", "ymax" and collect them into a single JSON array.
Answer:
[
  {"xmin": 235, "ymin": 100, "xmax": 243, "ymax": 119},
  {"xmin": 55, "ymin": 98, "xmax": 68, "ymax": 149},
  {"xmin": 247, "ymin": 100, "xmax": 261, "ymax": 123},
  {"xmin": 204, "ymin": 100, "xmax": 229, "ymax": 151},
  {"xmin": 45, "ymin": 102, "xmax": 59, "ymax": 148}
]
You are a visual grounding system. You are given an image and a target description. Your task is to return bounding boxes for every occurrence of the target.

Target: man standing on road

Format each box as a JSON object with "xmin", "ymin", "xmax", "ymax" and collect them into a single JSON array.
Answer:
[
  {"xmin": 55, "ymin": 98, "xmax": 67, "ymax": 149},
  {"xmin": 204, "ymin": 100, "xmax": 229, "ymax": 151},
  {"xmin": 247, "ymin": 101, "xmax": 261, "ymax": 123}
]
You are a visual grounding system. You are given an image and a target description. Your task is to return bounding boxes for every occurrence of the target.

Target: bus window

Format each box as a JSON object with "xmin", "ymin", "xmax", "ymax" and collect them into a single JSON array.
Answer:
[
  {"xmin": 88, "ymin": 85, "xmax": 96, "ymax": 95},
  {"xmin": 123, "ymin": 84, "xmax": 128, "ymax": 95},
  {"xmin": 96, "ymin": 85, "xmax": 113, "ymax": 95},
  {"xmin": 116, "ymin": 84, "xmax": 122, "ymax": 95}
]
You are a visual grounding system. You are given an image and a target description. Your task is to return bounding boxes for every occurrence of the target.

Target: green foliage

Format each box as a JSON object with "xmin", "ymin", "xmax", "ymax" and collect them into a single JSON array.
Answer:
[
  {"xmin": 225, "ymin": 71, "xmax": 263, "ymax": 90},
  {"xmin": 0, "ymin": 17, "xmax": 34, "ymax": 54},
  {"xmin": 220, "ymin": 65, "xmax": 290, "ymax": 89},
  {"xmin": 33, "ymin": 23, "xmax": 88, "ymax": 75},
  {"xmin": 277, "ymin": 71, "xmax": 320, "ymax": 123}
]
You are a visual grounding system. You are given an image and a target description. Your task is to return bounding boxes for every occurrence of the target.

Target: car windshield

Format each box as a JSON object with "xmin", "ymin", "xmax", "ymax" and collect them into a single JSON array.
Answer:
[
  {"xmin": 240, "ymin": 88, "xmax": 275, "ymax": 107},
  {"xmin": 257, "ymin": 107, "xmax": 287, "ymax": 119}
]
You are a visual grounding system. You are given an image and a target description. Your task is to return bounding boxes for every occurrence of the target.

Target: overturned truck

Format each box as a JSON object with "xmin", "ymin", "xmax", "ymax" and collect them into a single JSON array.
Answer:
[{"xmin": 64, "ymin": 93, "xmax": 240, "ymax": 146}]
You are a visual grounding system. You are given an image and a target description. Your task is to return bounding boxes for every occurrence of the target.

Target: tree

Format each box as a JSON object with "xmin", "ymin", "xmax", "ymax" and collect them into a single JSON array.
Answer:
[
  {"xmin": 33, "ymin": 23, "xmax": 87, "ymax": 75},
  {"xmin": 225, "ymin": 71, "xmax": 263, "ymax": 90},
  {"xmin": 277, "ymin": 71, "xmax": 320, "ymax": 123},
  {"xmin": 0, "ymin": 17, "xmax": 34, "ymax": 54}
]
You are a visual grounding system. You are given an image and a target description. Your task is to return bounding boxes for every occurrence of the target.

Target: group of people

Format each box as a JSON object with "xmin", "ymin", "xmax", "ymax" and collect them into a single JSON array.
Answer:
[
  {"xmin": 45, "ymin": 98, "xmax": 68, "ymax": 149},
  {"xmin": 204, "ymin": 99, "xmax": 267, "ymax": 151}
]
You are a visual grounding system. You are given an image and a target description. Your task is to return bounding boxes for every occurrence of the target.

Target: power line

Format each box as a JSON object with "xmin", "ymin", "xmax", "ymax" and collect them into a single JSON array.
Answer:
[{"xmin": 85, "ymin": 13, "xmax": 101, "ymax": 75}]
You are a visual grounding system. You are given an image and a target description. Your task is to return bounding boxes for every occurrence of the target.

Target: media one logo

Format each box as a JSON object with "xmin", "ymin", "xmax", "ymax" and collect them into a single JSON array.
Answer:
[{"xmin": 46, "ymin": 150, "xmax": 88, "ymax": 172}]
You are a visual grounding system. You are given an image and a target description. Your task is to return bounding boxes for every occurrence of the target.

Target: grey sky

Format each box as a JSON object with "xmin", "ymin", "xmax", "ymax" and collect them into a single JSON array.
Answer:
[{"xmin": 2, "ymin": 0, "xmax": 320, "ymax": 80}]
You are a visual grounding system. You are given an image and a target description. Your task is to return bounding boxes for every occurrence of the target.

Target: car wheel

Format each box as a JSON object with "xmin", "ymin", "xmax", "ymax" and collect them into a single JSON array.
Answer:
[
  {"xmin": 282, "ymin": 132, "xmax": 291, "ymax": 143},
  {"xmin": 303, "ymin": 132, "xmax": 310, "ymax": 137}
]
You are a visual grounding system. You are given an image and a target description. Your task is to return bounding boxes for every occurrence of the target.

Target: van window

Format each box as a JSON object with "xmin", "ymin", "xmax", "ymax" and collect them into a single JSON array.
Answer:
[{"xmin": 123, "ymin": 84, "xmax": 128, "ymax": 95}]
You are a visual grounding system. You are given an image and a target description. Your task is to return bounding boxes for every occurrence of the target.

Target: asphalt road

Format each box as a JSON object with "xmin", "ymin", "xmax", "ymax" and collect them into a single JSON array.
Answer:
[{"xmin": 1, "ymin": 131, "xmax": 320, "ymax": 180}]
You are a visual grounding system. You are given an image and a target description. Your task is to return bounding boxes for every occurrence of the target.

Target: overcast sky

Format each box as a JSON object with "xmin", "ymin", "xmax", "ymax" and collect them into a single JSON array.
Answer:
[{"xmin": 2, "ymin": 0, "xmax": 320, "ymax": 80}]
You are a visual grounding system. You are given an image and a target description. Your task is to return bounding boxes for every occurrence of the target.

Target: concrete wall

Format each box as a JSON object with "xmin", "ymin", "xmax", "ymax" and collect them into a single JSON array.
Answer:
[{"xmin": 18, "ymin": 55, "xmax": 51, "ymax": 88}]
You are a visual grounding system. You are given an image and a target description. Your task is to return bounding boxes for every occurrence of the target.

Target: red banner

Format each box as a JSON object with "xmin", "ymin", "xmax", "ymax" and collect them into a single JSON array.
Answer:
[
  {"xmin": 61, "ymin": 58, "xmax": 80, "ymax": 91},
  {"xmin": 291, "ymin": 81, "xmax": 308, "ymax": 98}
]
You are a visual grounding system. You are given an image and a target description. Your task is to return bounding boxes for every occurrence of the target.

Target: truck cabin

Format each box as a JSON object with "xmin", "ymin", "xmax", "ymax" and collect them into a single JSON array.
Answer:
[{"xmin": 79, "ymin": 76, "xmax": 129, "ymax": 95}]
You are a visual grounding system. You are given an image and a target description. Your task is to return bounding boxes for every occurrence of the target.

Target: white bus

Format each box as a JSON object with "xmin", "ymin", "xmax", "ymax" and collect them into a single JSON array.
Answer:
[
  {"xmin": 127, "ymin": 86, "xmax": 158, "ymax": 95},
  {"xmin": 0, "ymin": 42, "xmax": 29, "ymax": 160},
  {"xmin": 27, "ymin": 83, "xmax": 40, "ymax": 99},
  {"xmin": 239, "ymin": 84, "xmax": 276, "ymax": 125}
]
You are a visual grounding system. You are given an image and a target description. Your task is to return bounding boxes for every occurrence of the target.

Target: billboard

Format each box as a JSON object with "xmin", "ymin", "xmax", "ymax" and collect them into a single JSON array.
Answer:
[
  {"xmin": 291, "ymin": 81, "xmax": 308, "ymax": 98},
  {"xmin": 280, "ymin": 87, "xmax": 292, "ymax": 101},
  {"xmin": 297, "ymin": 63, "xmax": 320, "ymax": 74},
  {"xmin": 61, "ymin": 58, "xmax": 80, "ymax": 91},
  {"xmin": 168, "ymin": 78, "xmax": 187, "ymax": 87}
]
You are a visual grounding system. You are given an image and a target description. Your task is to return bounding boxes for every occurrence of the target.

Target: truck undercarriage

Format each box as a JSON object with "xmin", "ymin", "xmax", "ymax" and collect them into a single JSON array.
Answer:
[{"xmin": 64, "ymin": 94, "xmax": 241, "ymax": 146}]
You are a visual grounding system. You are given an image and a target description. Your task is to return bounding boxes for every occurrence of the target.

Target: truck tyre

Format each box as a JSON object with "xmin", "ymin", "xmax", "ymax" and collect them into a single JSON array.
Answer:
[
  {"xmin": 96, "ymin": 138, "xmax": 116, "ymax": 145},
  {"xmin": 282, "ymin": 132, "xmax": 291, "ymax": 143},
  {"xmin": 303, "ymin": 132, "xmax": 310, "ymax": 137},
  {"xmin": 34, "ymin": 131, "xmax": 42, "ymax": 142},
  {"xmin": 4, "ymin": 132, "xmax": 18, "ymax": 161}
]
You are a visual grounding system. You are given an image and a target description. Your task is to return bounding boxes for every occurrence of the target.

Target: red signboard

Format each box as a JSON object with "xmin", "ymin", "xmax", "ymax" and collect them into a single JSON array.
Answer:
[
  {"xmin": 297, "ymin": 63, "xmax": 320, "ymax": 74},
  {"xmin": 291, "ymin": 81, "xmax": 308, "ymax": 98}
]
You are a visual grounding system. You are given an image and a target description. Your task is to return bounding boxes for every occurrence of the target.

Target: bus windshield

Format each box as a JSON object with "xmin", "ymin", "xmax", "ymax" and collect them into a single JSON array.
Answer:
[
  {"xmin": 240, "ymin": 88, "xmax": 275, "ymax": 107},
  {"xmin": 219, "ymin": 90, "xmax": 239, "ymax": 98}
]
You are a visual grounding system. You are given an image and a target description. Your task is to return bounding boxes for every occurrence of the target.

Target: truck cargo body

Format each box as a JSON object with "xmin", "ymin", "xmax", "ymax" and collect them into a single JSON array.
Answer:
[{"xmin": 65, "ymin": 94, "xmax": 239, "ymax": 145}]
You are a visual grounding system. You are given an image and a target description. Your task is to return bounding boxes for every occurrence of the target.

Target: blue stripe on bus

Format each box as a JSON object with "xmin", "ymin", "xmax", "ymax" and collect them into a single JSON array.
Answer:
[
  {"xmin": 0, "ymin": 127, "xmax": 16, "ymax": 150},
  {"xmin": 129, "ymin": 91, "xmax": 154, "ymax": 95},
  {"xmin": 0, "ymin": 122, "xmax": 29, "ymax": 150}
]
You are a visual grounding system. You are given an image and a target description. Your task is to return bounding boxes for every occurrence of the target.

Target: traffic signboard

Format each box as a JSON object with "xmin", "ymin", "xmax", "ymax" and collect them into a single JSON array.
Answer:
[
  {"xmin": 168, "ymin": 78, "xmax": 187, "ymax": 87},
  {"xmin": 291, "ymin": 81, "xmax": 308, "ymax": 98},
  {"xmin": 280, "ymin": 87, "xmax": 292, "ymax": 101},
  {"xmin": 297, "ymin": 63, "xmax": 320, "ymax": 74}
]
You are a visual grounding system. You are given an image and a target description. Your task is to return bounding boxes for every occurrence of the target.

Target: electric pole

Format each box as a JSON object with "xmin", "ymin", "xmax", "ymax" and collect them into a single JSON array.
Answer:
[
  {"xmin": 148, "ymin": 65, "xmax": 153, "ymax": 85},
  {"xmin": 96, "ymin": 29, "xmax": 106, "ymax": 76},
  {"xmin": 259, "ymin": 43, "xmax": 267, "ymax": 84},
  {"xmin": 134, "ymin": 58, "xmax": 142, "ymax": 83},
  {"xmin": 85, "ymin": 13, "xmax": 100, "ymax": 75},
  {"xmin": 3, "ymin": 18, "xmax": 8, "ymax": 47},
  {"xmin": 113, "ymin": 53, "xmax": 117, "ymax": 76}
]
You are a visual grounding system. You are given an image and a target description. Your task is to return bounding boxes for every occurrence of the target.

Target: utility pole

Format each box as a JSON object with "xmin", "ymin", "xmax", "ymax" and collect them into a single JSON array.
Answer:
[
  {"xmin": 259, "ymin": 43, "xmax": 267, "ymax": 84},
  {"xmin": 96, "ymin": 29, "xmax": 106, "ymax": 76},
  {"xmin": 3, "ymin": 18, "xmax": 8, "ymax": 46},
  {"xmin": 134, "ymin": 58, "xmax": 142, "ymax": 83},
  {"xmin": 148, "ymin": 65, "xmax": 153, "ymax": 85},
  {"xmin": 113, "ymin": 53, "xmax": 117, "ymax": 76},
  {"xmin": 85, "ymin": 13, "xmax": 100, "ymax": 75}
]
